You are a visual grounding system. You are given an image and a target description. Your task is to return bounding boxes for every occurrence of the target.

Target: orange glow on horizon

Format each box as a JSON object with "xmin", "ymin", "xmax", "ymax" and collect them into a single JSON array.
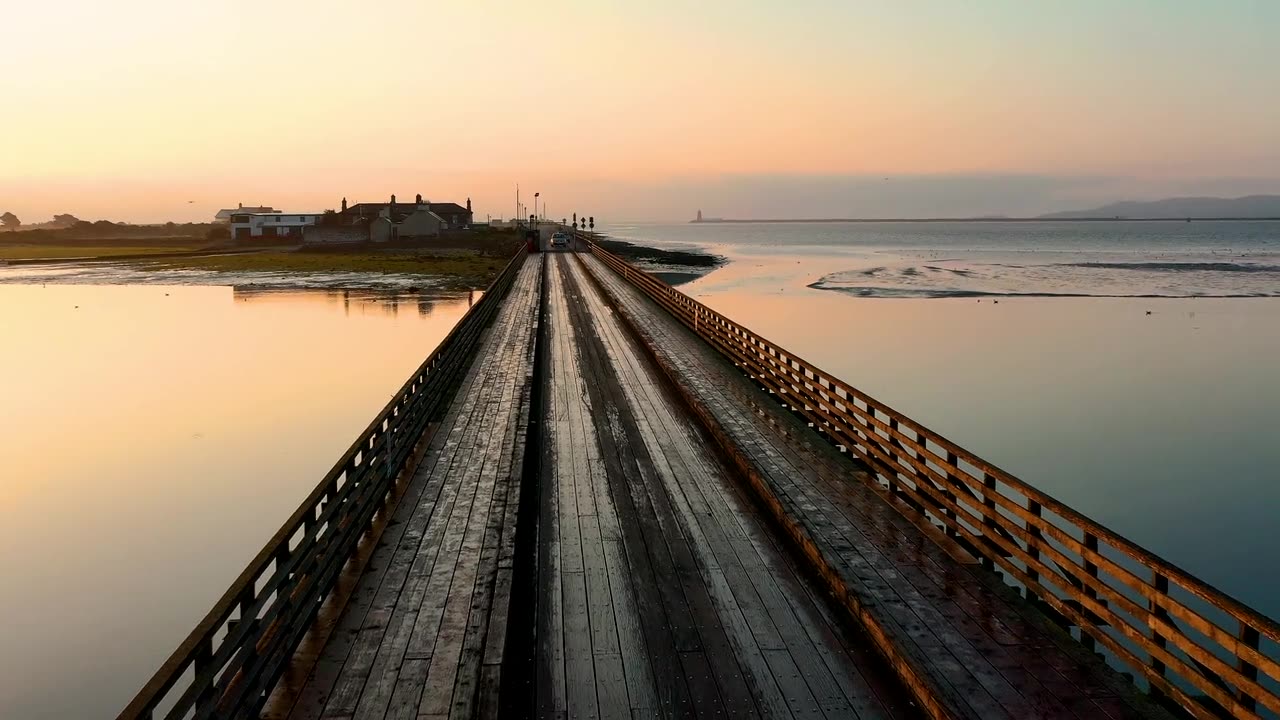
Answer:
[{"xmin": 2, "ymin": 1, "xmax": 1278, "ymax": 222}]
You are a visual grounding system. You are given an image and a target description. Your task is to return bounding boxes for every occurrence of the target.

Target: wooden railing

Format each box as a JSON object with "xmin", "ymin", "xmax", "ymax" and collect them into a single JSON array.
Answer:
[
  {"xmin": 588, "ymin": 240, "xmax": 1280, "ymax": 720},
  {"xmin": 118, "ymin": 249, "xmax": 529, "ymax": 720}
]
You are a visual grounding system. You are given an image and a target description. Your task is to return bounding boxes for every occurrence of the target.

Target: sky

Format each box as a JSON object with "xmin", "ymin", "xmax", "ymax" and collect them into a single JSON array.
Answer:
[{"xmin": 2, "ymin": 0, "xmax": 1279, "ymax": 223}]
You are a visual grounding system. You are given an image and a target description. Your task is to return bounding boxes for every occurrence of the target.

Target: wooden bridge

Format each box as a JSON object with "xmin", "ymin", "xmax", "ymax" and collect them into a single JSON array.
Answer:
[{"xmin": 120, "ymin": 243, "xmax": 1280, "ymax": 720}]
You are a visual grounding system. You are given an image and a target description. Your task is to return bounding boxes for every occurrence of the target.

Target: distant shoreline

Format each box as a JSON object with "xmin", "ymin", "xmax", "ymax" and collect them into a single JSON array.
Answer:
[
  {"xmin": 590, "ymin": 235, "xmax": 723, "ymax": 286},
  {"xmin": 689, "ymin": 217, "xmax": 1280, "ymax": 224}
]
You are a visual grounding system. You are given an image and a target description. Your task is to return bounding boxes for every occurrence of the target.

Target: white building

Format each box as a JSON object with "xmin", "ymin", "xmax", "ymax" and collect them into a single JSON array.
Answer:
[
  {"xmin": 229, "ymin": 212, "xmax": 322, "ymax": 239},
  {"xmin": 214, "ymin": 204, "xmax": 276, "ymax": 223}
]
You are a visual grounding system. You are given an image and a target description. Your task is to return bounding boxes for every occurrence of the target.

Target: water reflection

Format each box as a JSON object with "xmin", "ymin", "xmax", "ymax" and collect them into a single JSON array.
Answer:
[
  {"xmin": 227, "ymin": 287, "xmax": 478, "ymax": 319},
  {"xmin": 0, "ymin": 283, "xmax": 473, "ymax": 719}
]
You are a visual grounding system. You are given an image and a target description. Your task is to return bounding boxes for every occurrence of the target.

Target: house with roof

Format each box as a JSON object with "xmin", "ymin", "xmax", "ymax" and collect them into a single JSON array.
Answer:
[
  {"xmin": 371, "ymin": 203, "xmax": 447, "ymax": 243},
  {"xmin": 214, "ymin": 203, "xmax": 276, "ymax": 223},
  {"xmin": 338, "ymin": 194, "xmax": 473, "ymax": 229},
  {"xmin": 229, "ymin": 211, "xmax": 322, "ymax": 239}
]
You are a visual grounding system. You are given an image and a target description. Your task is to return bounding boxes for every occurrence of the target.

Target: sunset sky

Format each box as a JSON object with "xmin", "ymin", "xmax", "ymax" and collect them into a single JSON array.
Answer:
[{"xmin": 3, "ymin": 1, "xmax": 1278, "ymax": 223}]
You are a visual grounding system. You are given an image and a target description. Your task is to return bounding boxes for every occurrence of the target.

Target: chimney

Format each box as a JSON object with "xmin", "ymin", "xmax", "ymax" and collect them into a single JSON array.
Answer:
[
  {"xmin": 341, "ymin": 197, "xmax": 348, "ymax": 212},
  {"xmin": 466, "ymin": 197, "xmax": 472, "ymax": 213}
]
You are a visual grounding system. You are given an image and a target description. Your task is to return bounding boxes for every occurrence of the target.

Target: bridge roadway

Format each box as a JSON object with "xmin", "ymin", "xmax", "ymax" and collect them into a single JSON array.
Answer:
[{"xmin": 268, "ymin": 251, "xmax": 1174, "ymax": 720}]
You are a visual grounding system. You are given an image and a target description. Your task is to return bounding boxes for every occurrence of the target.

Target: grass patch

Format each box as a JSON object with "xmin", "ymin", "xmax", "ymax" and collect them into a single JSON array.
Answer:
[
  {"xmin": 143, "ymin": 251, "xmax": 508, "ymax": 284},
  {"xmin": 0, "ymin": 245, "xmax": 202, "ymax": 260}
]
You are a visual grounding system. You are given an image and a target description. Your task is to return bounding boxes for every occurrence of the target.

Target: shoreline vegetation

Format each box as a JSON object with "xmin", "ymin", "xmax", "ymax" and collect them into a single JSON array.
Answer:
[{"xmin": 2, "ymin": 225, "xmax": 722, "ymax": 289}]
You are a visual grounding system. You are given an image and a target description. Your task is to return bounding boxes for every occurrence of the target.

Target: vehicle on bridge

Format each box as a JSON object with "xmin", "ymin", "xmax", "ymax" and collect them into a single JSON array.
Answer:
[{"xmin": 550, "ymin": 230, "xmax": 569, "ymax": 248}]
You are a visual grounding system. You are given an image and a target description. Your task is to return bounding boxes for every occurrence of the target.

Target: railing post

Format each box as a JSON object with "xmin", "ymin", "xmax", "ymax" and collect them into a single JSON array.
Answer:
[
  {"xmin": 868, "ymin": 406, "xmax": 895, "ymax": 495},
  {"xmin": 1149, "ymin": 571, "xmax": 1168, "ymax": 700},
  {"xmin": 275, "ymin": 544, "xmax": 292, "ymax": 582},
  {"xmin": 238, "ymin": 586, "xmax": 257, "ymax": 637},
  {"xmin": 944, "ymin": 451, "xmax": 960, "ymax": 537},
  {"xmin": 1081, "ymin": 532, "xmax": 1099, "ymax": 652},
  {"xmin": 981, "ymin": 473, "xmax": 997, "ymax": 571},
  {"xmin": 194, "ymin": 636, "xmax": 216, "ymax": 713},
  {"xmin": 1238, "ymin": 620, "xmax": 1260, "ymax": 712},
  {"xmin": 1026, "ymin": 499, "xmax": 1042, "ymax": 605},
  {"xmin": 886, "ymin": 416, "xmax": 901, "ymax": 499}
]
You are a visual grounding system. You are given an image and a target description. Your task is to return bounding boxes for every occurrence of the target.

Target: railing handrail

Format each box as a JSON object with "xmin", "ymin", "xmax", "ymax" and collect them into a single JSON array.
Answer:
[
  {"xmin": 118, "ymin": 247, "xmax": 529, "ymax": 720},
  {"xmin": 588, "ymin": 238, "xmax": 1280, "ymax": 720}
]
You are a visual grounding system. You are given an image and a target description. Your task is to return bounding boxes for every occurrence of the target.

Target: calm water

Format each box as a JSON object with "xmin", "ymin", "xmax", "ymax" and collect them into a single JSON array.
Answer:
[
  {"xmin": 2, "ymin": 223, "xmax": 1278, "ymax": 715},
  {"xmin": 0, "ymin": 261, "xmax": 466, "ymax": 291},
  {"xmin": 0, "ymin": 283, "xmax": 473, "ymax": 719},
  {"xmin": 607, "ymin": 221, "xmax": 1280, "ymax": 621}
]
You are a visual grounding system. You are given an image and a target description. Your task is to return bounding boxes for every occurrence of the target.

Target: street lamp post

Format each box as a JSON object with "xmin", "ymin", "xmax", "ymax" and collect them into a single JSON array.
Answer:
[{"xmin": 534, "ymin": 193, "xmax": 540, "ymax": 228}]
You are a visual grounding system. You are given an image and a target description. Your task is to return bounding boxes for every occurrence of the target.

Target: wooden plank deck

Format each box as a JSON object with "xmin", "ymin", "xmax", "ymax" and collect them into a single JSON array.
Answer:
[
  {"xmin": 579, "ymin": 252, "xmax": 1178, "ymax": 720},
  {"xmin": 279, "ymin": 255, "xmax": 543, "ymax": 720},
  {"xmin": 535, "ymin": 253, "xmax": 920, "ymax": 719}
]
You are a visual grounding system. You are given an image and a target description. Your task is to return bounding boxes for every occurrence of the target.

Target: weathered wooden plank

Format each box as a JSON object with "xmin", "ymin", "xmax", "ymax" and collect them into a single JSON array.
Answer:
[
  {"xmin": 420, "ymin": 267, "xmax": 539, "ymax": 718},
  {"xmin": 283, "ymin": 257, "xmax": 543, "ymax": 720},
  {"xmin": 561, "ymin": 253, "xmax": 932, "ymax": 720},
  {"xmin": 308, "ymin": 356, "xmax": 500, "ymax": 720},
  {"xmin": 350, "ymin": 610, "xmax": 418, "ymax": 720},
  {"xmin": 594, "ymin": 653, "xmax": 632, "ymax": 720},
  {"xmin": 382, "ymin": 658, "xmax": 428, "ymax": 720},
  {"xmin": 677, "ymin": 651, "xmax": 727, "ymax": 718},
  {"xmin": 582, "ymin": 521, "xmax": 622, "ymax": 657},
  {"xmin": 562, "ymin": 571, "xmax": 600, "ymax": 718},
  {"xmin": 582, "ymin": 250, "xmax": 1187, "ymax": 720},
  {"xmin": 601, "ymin": 539, "xmax": 658, "ymax": 713},
  {"xmin": 588, "ymin": 320, "xmax": 859, "ymax": 720},
  {"xmin": 447, "ymin": 348, "xmax": 528, "ymax": 714},
  {"xmin": 540, "ymin": 258, "xmax": 690, "ymax": 717}
]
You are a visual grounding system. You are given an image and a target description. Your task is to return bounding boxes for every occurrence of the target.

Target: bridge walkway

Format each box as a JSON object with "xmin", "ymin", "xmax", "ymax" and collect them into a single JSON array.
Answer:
[
  {"xmin": 279, "ymin": 255, "xmax": 544, "ymax": 720},
  {"xmin": 581, "ymin": 252, "xmax": 1174, "ymax": 720},
  {"xmin": 530, "ymin": 253, "xmax": 919, "ymax": 719},
  {"xmin": 263, "ymin": 247, "xmax": 1182, "ymax": 720}
]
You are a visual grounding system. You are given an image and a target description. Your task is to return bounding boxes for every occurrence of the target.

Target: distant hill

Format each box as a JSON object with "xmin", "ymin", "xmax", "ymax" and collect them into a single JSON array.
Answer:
[{"xmin": 1039, "ymin": 195, "xmax": 1280, "ymax": 219}]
